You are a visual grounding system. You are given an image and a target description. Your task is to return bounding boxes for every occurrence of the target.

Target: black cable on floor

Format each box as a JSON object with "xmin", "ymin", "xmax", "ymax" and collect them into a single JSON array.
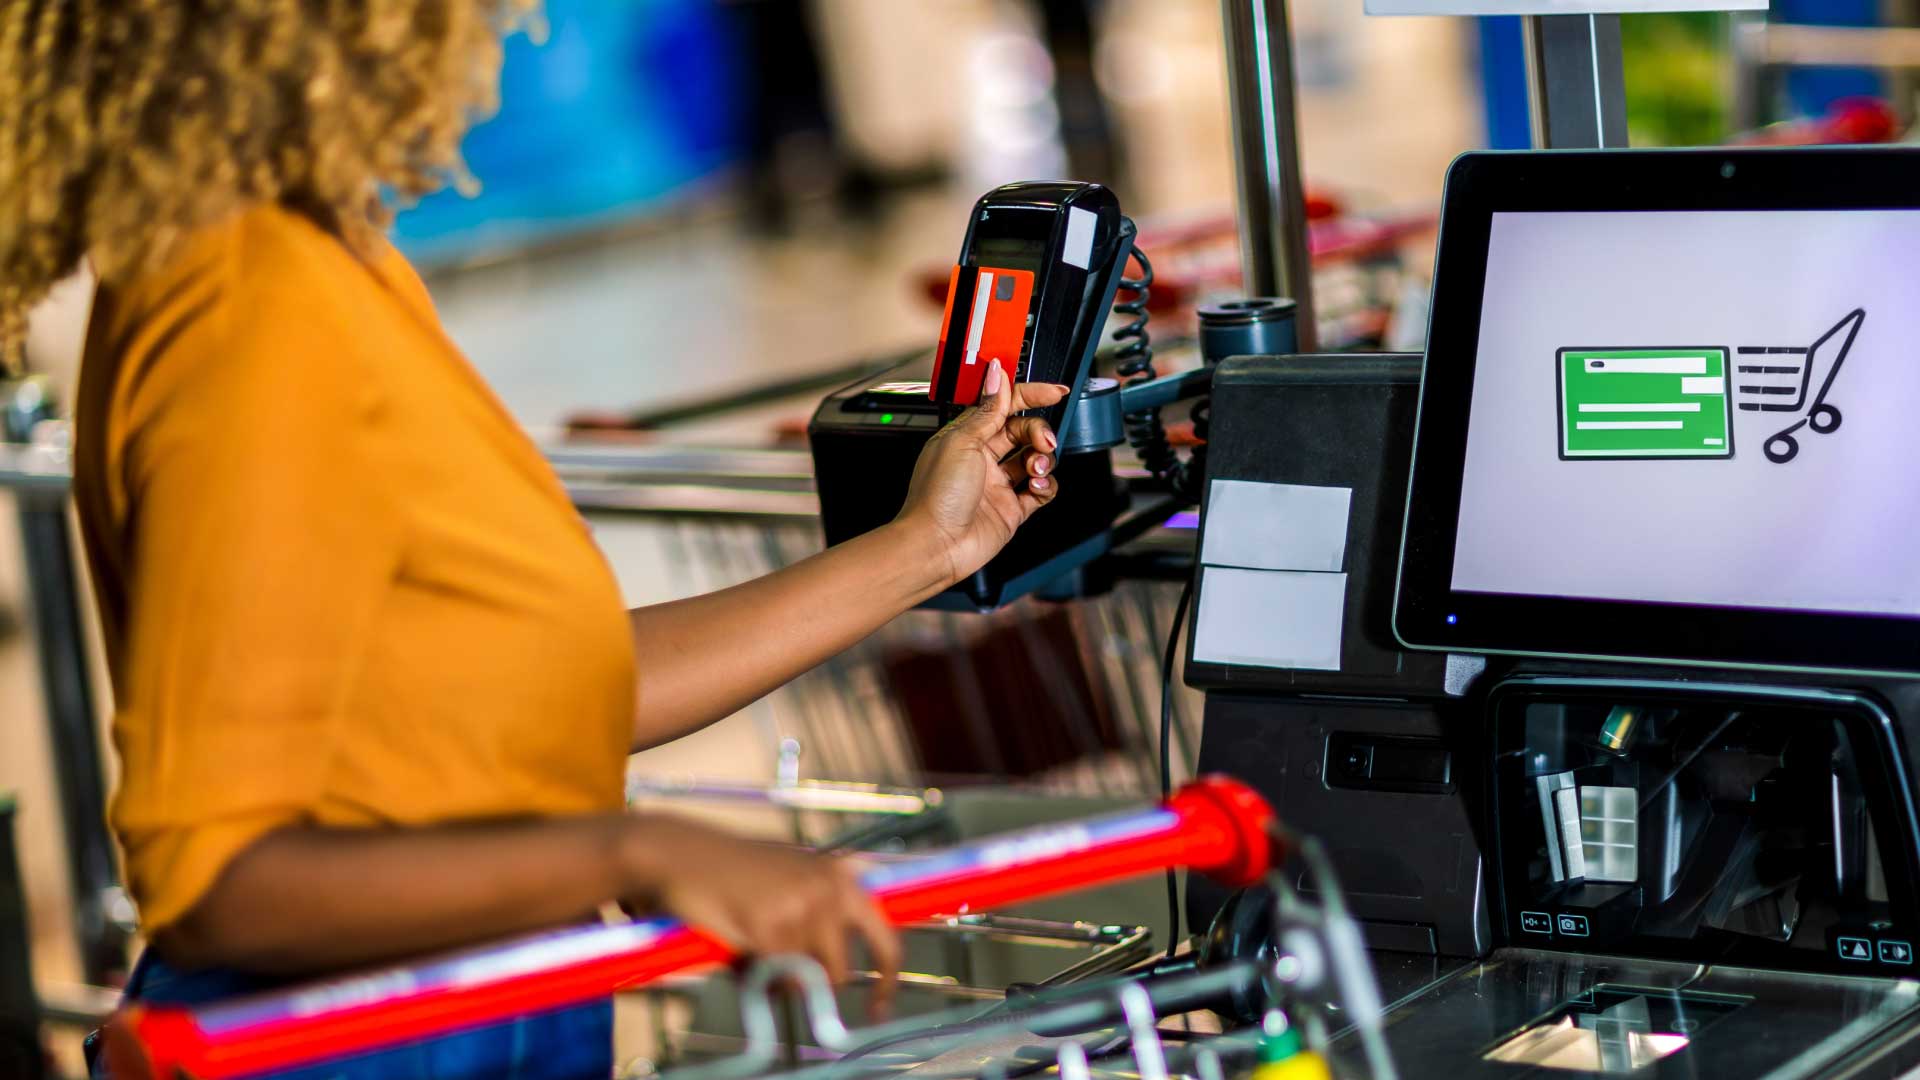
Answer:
[{"xmin": 1160, "ymin": 576, "xmax": 1195, "ymax": 961}]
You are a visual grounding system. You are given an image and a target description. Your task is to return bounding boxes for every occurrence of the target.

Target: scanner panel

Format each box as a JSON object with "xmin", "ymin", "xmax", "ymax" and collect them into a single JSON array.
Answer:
[{"xmin": 1488, "ymin": 676, "xmax": 1920, "ymax": 978}]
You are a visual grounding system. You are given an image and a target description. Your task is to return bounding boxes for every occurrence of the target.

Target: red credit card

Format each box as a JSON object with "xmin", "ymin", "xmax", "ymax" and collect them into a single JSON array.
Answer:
[{"xmin": 931, "ymin": 265, "xmax": 1034, "ymax": 405}]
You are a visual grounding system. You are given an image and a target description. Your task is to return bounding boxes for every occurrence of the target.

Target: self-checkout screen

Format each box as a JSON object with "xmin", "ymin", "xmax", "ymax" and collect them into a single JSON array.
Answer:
[{"xmin": 1452, "ymin": 210, "xmax": 1920, "ymax": 619}]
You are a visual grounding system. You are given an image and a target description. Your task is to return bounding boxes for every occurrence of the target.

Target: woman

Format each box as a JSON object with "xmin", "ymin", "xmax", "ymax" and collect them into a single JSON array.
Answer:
[{"xmin": 0, "ymin": 3, "xmax": 1065, "ymax": 1076}]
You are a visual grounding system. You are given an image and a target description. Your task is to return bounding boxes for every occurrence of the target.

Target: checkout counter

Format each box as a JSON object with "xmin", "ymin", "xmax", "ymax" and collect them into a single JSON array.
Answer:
[
  {"xmin": 1182, "ymin": 146, "xmax": 1920, "ymax": 1077},
  {"xmin": 4, "ymin": 0, "xmax": 1918, "ymax": 1058}
]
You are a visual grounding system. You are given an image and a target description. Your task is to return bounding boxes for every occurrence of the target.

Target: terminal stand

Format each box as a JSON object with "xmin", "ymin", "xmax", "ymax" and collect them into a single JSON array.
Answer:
[{"xmin": 1524, "ymin": 14, "xmax": 1631, "ymax": 149}]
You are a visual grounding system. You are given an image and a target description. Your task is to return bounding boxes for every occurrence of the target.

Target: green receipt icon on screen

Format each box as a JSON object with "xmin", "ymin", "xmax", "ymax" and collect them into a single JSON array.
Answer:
[{"xmin": 1557, "ymin": 347, "xmax": 1733, "ymax": 460}]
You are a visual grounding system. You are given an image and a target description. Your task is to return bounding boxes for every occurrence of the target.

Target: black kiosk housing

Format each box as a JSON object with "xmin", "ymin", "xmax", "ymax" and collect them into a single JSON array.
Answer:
[
  {"xmin": 1188, "ymin": 349, "xmax": 1920, "ymax": 1077},
  {"xmin": 1186, "ymin": 148, "xmax": 1920, "ymax": 1077}
]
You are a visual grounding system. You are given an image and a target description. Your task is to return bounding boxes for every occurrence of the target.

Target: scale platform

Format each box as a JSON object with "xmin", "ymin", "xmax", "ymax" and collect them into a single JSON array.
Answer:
[{"xmin": 1345, "ymin": 949, "xmax": 1920, "ymax": 1078}]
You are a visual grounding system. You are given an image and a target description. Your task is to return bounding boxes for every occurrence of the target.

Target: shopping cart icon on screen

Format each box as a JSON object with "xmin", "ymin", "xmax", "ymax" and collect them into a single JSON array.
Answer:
[{"xmin": 1736, "ymin": 308, "xmax": 1865, "ymax": 464}]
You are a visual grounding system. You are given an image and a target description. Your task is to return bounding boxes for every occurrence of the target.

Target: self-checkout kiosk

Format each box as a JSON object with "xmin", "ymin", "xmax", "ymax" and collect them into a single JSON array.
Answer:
[{"xmin": 1186, "ymin": 146, "xmax": 1920, "ymax": 1077}]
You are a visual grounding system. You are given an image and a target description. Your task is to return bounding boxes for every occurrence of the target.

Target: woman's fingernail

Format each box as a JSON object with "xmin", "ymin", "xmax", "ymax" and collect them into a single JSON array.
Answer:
[
  {"xmin": 1042, "ymin": 428, "xmax": 1057, "ymax": 451},
  {"xmin": 1033, "ymin": 454, "xmax": 1050, "ymax": 476},
  {"xmin": 1032, "ymin": 475, "xmax": 1050, "ymax": 492},
  {"xmin": 984, "ymin": 363, "xmax": 1004, "ymax": 395}
]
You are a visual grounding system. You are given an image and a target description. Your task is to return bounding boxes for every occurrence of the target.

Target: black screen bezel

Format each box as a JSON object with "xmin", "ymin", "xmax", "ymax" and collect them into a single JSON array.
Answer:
[{"xmin": 1394, "ymin": 147, "xmax": 1920, "ymax": 676}]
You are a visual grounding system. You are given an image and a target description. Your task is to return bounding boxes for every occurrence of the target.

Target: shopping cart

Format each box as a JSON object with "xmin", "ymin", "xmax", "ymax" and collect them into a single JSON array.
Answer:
[
  {"xmin": 1735, "ymin": 308, "xmax": 1865, "ymax": 464},
  {"xmin": 649, "ymin": 839, "xmax": 1394, "ymax": 1080}
]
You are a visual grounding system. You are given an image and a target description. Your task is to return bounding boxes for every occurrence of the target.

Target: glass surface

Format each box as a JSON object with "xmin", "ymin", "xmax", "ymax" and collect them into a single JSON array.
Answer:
[
  {"xmin": 1451, "ymin": 210, "xmax": 1920, "ymax": 620},
  {"xmin": 1340, "ymin": 948, "xmax": 1920, "ymax": 1080},
  {"xmin": 1482, "ymin": 987, "xmax": 1739, "ymax": 1073},
  {"xmin": 972, "ymin": 227, "xmax": 1051, "ymax": 274},
  {"xmin": 974, "ymin": 234, "xmax": 1049, "ymax": 268}
]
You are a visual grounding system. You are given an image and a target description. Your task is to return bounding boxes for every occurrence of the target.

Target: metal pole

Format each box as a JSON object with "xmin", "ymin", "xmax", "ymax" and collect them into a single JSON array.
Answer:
[
  {"xmin": 1, "ymin": 799, "xmax": 45, "ymax": 1079},
  {"xmin": 1522, "ymin": 14, "xmax": 1630, "ymax": 149},
  {"xmin": 1220, "ymin": 0, "xmax": 1318, "ymax": 351},
  {"xmin": 14, "ymin": 494, "xmax": 125, "ymax": 986}
]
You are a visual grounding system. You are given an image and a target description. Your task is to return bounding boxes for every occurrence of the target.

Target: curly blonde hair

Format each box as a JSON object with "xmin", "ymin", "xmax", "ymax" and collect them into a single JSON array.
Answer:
[{"xmin": 0, "ymin": 0, "xmax": 537, "ymax": 369}]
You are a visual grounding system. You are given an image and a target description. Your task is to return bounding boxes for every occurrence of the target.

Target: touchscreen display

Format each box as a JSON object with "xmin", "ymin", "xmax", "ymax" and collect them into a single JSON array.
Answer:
[{"xmin": 1452, "ymin": 210, "xmax": 1920, "ymax": 619}]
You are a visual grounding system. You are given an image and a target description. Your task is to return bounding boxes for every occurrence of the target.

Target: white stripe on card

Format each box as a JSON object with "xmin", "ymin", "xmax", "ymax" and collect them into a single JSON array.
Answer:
[{"xmin": 962, "ymin": 272, "xmax": 994, "ymax": 367}]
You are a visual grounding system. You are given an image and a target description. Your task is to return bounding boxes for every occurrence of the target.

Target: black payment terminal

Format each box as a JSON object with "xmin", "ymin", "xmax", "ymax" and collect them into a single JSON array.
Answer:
[{"xmin": 929, "ymin": 182, "xmax": 1135, "ymax": 449}]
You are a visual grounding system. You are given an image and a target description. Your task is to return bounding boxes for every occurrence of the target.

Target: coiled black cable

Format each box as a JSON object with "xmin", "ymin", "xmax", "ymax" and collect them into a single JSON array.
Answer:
[
  {"xmin": 1113, "ymin": 246, "xmax": 1203, "ymax": 502},
  {"xmin": 1111, "ymin": 245, "xmax": 1155, "ymax": 379}
]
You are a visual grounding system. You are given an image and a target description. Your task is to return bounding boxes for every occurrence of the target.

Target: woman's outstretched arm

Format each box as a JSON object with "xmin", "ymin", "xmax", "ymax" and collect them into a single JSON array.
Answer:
[{"xmin": 627, "ymin": 366, "xmax": 1066, "ymax": 750}]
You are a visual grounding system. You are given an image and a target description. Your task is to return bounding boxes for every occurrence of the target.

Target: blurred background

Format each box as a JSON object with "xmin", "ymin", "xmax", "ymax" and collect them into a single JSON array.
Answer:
[{"xmin": 8, "ymin": 0, "xmax": 1920, "ymax": 1072}]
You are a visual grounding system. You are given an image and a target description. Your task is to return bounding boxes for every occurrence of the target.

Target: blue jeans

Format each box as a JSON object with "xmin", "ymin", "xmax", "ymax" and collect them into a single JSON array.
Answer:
[{"xmin": 92, "ymin": 951, "xmax": 613, "ymax": 1080}]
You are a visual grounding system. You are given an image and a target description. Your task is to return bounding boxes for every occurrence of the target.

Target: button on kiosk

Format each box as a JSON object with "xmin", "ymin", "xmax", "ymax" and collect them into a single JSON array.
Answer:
[{"xmin": 1191, "ymin": 147, "xmax": 1920, "ymax": 1078}]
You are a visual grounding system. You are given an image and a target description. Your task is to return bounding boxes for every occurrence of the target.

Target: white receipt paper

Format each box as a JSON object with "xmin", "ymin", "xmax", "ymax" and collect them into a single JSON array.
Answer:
[
  {"xmin": 1192, "ymin": 567, "xmax": 1347, "ymax": 671},
  {"xmin": 1200, "ymin": 479, "xmax": 1352, "ymax": 573}
]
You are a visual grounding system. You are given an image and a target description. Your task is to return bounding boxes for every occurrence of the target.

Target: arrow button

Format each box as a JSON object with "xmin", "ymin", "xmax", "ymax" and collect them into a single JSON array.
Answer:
[
  {"xmin": 1839, "ymin": 936, "xmax": 1873, "ymax": 961},
  {"xmin": 1880, "ymin": 940, "xmax": 1913, "ymax": 965}
]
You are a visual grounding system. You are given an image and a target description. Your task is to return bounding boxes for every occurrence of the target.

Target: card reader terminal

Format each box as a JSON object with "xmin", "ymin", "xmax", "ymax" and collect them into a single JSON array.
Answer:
[{"xmin": 929, "ymin": 182, "xmax": 1133, "ymax": 449}]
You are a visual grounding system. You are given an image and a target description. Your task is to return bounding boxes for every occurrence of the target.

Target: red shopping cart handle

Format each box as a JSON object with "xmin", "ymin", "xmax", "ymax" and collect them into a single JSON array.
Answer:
[{"xmin": 110, "ymin": 777, "xmax": 1276, "ymax": 1080}]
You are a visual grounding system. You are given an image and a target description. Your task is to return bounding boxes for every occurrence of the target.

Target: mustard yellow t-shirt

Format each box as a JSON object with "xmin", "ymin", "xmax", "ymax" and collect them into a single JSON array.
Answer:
[{"xmin": 73, "ymin": 205, "xmax": 638, "ymax": 932}]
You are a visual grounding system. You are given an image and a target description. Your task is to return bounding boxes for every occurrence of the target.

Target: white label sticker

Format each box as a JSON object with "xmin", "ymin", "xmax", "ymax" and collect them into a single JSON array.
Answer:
[
  {"xmin": 1062, "ymin": 207, "xmax": 1096, "ymax": 270},
  {"xmin": 1192, "ymin": 567, "xmax": 1346, "ymax": 671},
  {"xmin": 1200, "ymin": 479, "xmax": 1351, "ymax": 573}
]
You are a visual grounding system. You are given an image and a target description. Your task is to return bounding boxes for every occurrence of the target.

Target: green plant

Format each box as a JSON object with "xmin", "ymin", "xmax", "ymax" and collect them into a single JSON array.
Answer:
[{"xmin": 1622, "ymin": 12, "xmax": 1730, "ymax": 147}]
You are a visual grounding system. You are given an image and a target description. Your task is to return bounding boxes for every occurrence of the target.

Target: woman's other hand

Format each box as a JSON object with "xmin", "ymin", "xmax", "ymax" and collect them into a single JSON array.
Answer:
[
  {"xmin": 897, "ymin": 362, "xmax": 1069, "ymax": 585},
  {"xmin": 621, "ymin": 816, "xmax": 902, "ymax": 1016}
]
